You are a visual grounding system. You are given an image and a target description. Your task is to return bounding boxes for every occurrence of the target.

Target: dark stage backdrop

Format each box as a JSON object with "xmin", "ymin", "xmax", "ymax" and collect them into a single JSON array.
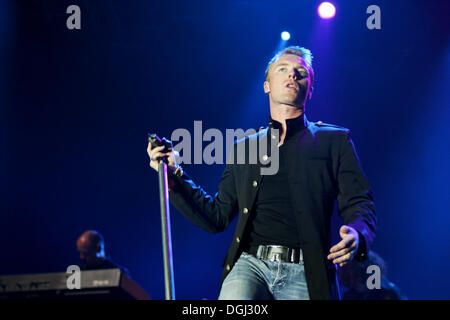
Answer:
[{"xmin": 1, "ymin": 0, "xmax": 449, "ymax": 299}]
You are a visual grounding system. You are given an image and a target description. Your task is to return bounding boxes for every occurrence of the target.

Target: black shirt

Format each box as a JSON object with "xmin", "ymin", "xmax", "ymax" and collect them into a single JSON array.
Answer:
[{"xmin": 243, "ymin": 113, "xmax": 307, "ymax": 249}]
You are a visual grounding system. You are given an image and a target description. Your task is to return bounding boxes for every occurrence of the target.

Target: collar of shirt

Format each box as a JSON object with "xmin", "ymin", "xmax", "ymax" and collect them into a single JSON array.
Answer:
[{"xmin": 268, "ymin": 113, "xmax": 307, "ymax": 142}]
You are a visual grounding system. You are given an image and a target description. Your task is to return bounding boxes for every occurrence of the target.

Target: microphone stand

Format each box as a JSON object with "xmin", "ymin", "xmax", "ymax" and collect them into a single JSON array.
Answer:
[{"xmin": 157, "ymin": 158, "xmax": 176, "ymax": 300}]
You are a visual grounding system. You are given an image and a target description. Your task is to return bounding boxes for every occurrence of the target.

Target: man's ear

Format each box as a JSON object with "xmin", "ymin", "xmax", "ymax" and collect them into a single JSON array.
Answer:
[
  {"xmin": 264, "ymin": 81, "xmax": 270, "ymax": 94},
  {"xmin": 308, "ymin": 86, "xmax": 314, "ymax": 100}
]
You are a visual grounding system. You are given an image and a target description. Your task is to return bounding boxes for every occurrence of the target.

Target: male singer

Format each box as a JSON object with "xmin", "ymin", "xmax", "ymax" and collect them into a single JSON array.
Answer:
[{"xmin": 147, "ymin": 46, "xmax": 376, "ymax": 299}]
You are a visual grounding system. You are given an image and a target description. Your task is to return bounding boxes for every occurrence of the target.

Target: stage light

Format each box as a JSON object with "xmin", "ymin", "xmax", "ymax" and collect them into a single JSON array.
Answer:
[
  {"xmin": 318, "ymin": 2, "xmax": 336, "ymax": 19},
  {"xmin": 281, "ymin": 31, "xmax": 290, "ymax": 41}
]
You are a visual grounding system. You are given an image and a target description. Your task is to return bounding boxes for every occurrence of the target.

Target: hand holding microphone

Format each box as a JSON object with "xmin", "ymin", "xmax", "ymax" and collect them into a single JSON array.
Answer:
[{"xmin": 147, "ymin": 133, "xmax": 180, "ymax": 173}]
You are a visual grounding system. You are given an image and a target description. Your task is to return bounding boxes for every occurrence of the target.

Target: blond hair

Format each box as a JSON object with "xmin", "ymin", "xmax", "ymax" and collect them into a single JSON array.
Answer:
[{"xmin": 265, "ymin": 46, "xmax": 314, "ymax": 84}]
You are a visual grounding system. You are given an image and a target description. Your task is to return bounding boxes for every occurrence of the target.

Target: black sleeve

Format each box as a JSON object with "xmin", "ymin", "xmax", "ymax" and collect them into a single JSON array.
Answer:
[
  {"xmin": 336, "ymin": 131, "xmax": 377, "ymax": 260},
  {"xmin": 168, "ymin": 162, "xmax": 239, "ymax": 234}
]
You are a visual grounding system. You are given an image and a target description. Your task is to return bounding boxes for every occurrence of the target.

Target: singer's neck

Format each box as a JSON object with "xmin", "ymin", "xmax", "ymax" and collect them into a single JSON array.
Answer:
[{"xmin": 270, "ymin": 104, "xmax": 304, "ymax": 145}]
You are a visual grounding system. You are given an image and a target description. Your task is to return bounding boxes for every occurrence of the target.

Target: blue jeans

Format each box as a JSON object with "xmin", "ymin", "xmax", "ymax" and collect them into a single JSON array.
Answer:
[{"xmin": 218, "ymin": 251, "xmax": 310, "ymax": 300}]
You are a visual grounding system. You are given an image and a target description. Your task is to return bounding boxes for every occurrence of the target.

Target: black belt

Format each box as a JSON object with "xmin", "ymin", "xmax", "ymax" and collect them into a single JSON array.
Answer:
[{"xmin": 247, "ymin": 245, "xmax": 303, "ymax": 264}]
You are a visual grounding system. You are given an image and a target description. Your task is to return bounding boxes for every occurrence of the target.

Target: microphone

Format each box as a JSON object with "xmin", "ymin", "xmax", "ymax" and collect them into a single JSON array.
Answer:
[{"xmin": 148, "ymin": 133, "xmax": 173, "ymax": 152}]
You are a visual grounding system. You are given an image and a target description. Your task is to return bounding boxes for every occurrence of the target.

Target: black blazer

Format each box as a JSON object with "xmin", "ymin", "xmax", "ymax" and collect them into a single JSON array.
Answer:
[{"xmin": 168, "ymin": 116, "xmax": 376, "ymax": 300}]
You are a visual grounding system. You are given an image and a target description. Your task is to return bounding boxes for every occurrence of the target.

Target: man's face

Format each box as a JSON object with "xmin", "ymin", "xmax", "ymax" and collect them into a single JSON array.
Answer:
[{"xmin": 264, "ymin": 54, "xmax": 313, "ymax": 108}]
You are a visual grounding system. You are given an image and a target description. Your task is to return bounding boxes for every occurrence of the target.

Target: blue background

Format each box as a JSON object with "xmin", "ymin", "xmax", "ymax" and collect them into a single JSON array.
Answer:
[{"xmin": 1, "ymin": 0, "xmax": 449, "ymax": 299}]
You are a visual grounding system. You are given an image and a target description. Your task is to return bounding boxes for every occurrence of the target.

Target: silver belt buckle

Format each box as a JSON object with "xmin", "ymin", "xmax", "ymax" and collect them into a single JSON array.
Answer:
[
  {"xmin": 270, "ymin": 253, "xmax": 281, "ymax": 262},
  {"xmin": 267, "ymin": 245, "xmax": 283, "ymax": 262},
  {"xmin": 257, "ymin": 245, "xmax": 302, "ymax": 263}
]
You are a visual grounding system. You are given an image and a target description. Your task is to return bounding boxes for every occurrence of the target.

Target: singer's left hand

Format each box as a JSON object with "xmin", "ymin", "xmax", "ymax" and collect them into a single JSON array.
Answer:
[{"xmin": 327, "ymin": 225, "xmax": 359, "ymax": 267}]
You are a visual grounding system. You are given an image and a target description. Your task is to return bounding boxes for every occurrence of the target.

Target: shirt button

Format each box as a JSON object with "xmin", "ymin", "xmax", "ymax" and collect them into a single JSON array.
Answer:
[
  {"xmin": 225, "ymin": 265, "xmax": 231, "ymax": 271},
  {"xmin": 262, "ymin": 154, "xmax": 268, "ymax": 161},
  {"xmin": 243, "ymin": 208, "xmax": 248, "ymax": 214},
  {"xmin": 252, "ymin": 180, "xmax": 258, "ymax": 187},
  {"xmin": 236, "ymin": 237, "xmax": 240, "ymax": 243}
]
